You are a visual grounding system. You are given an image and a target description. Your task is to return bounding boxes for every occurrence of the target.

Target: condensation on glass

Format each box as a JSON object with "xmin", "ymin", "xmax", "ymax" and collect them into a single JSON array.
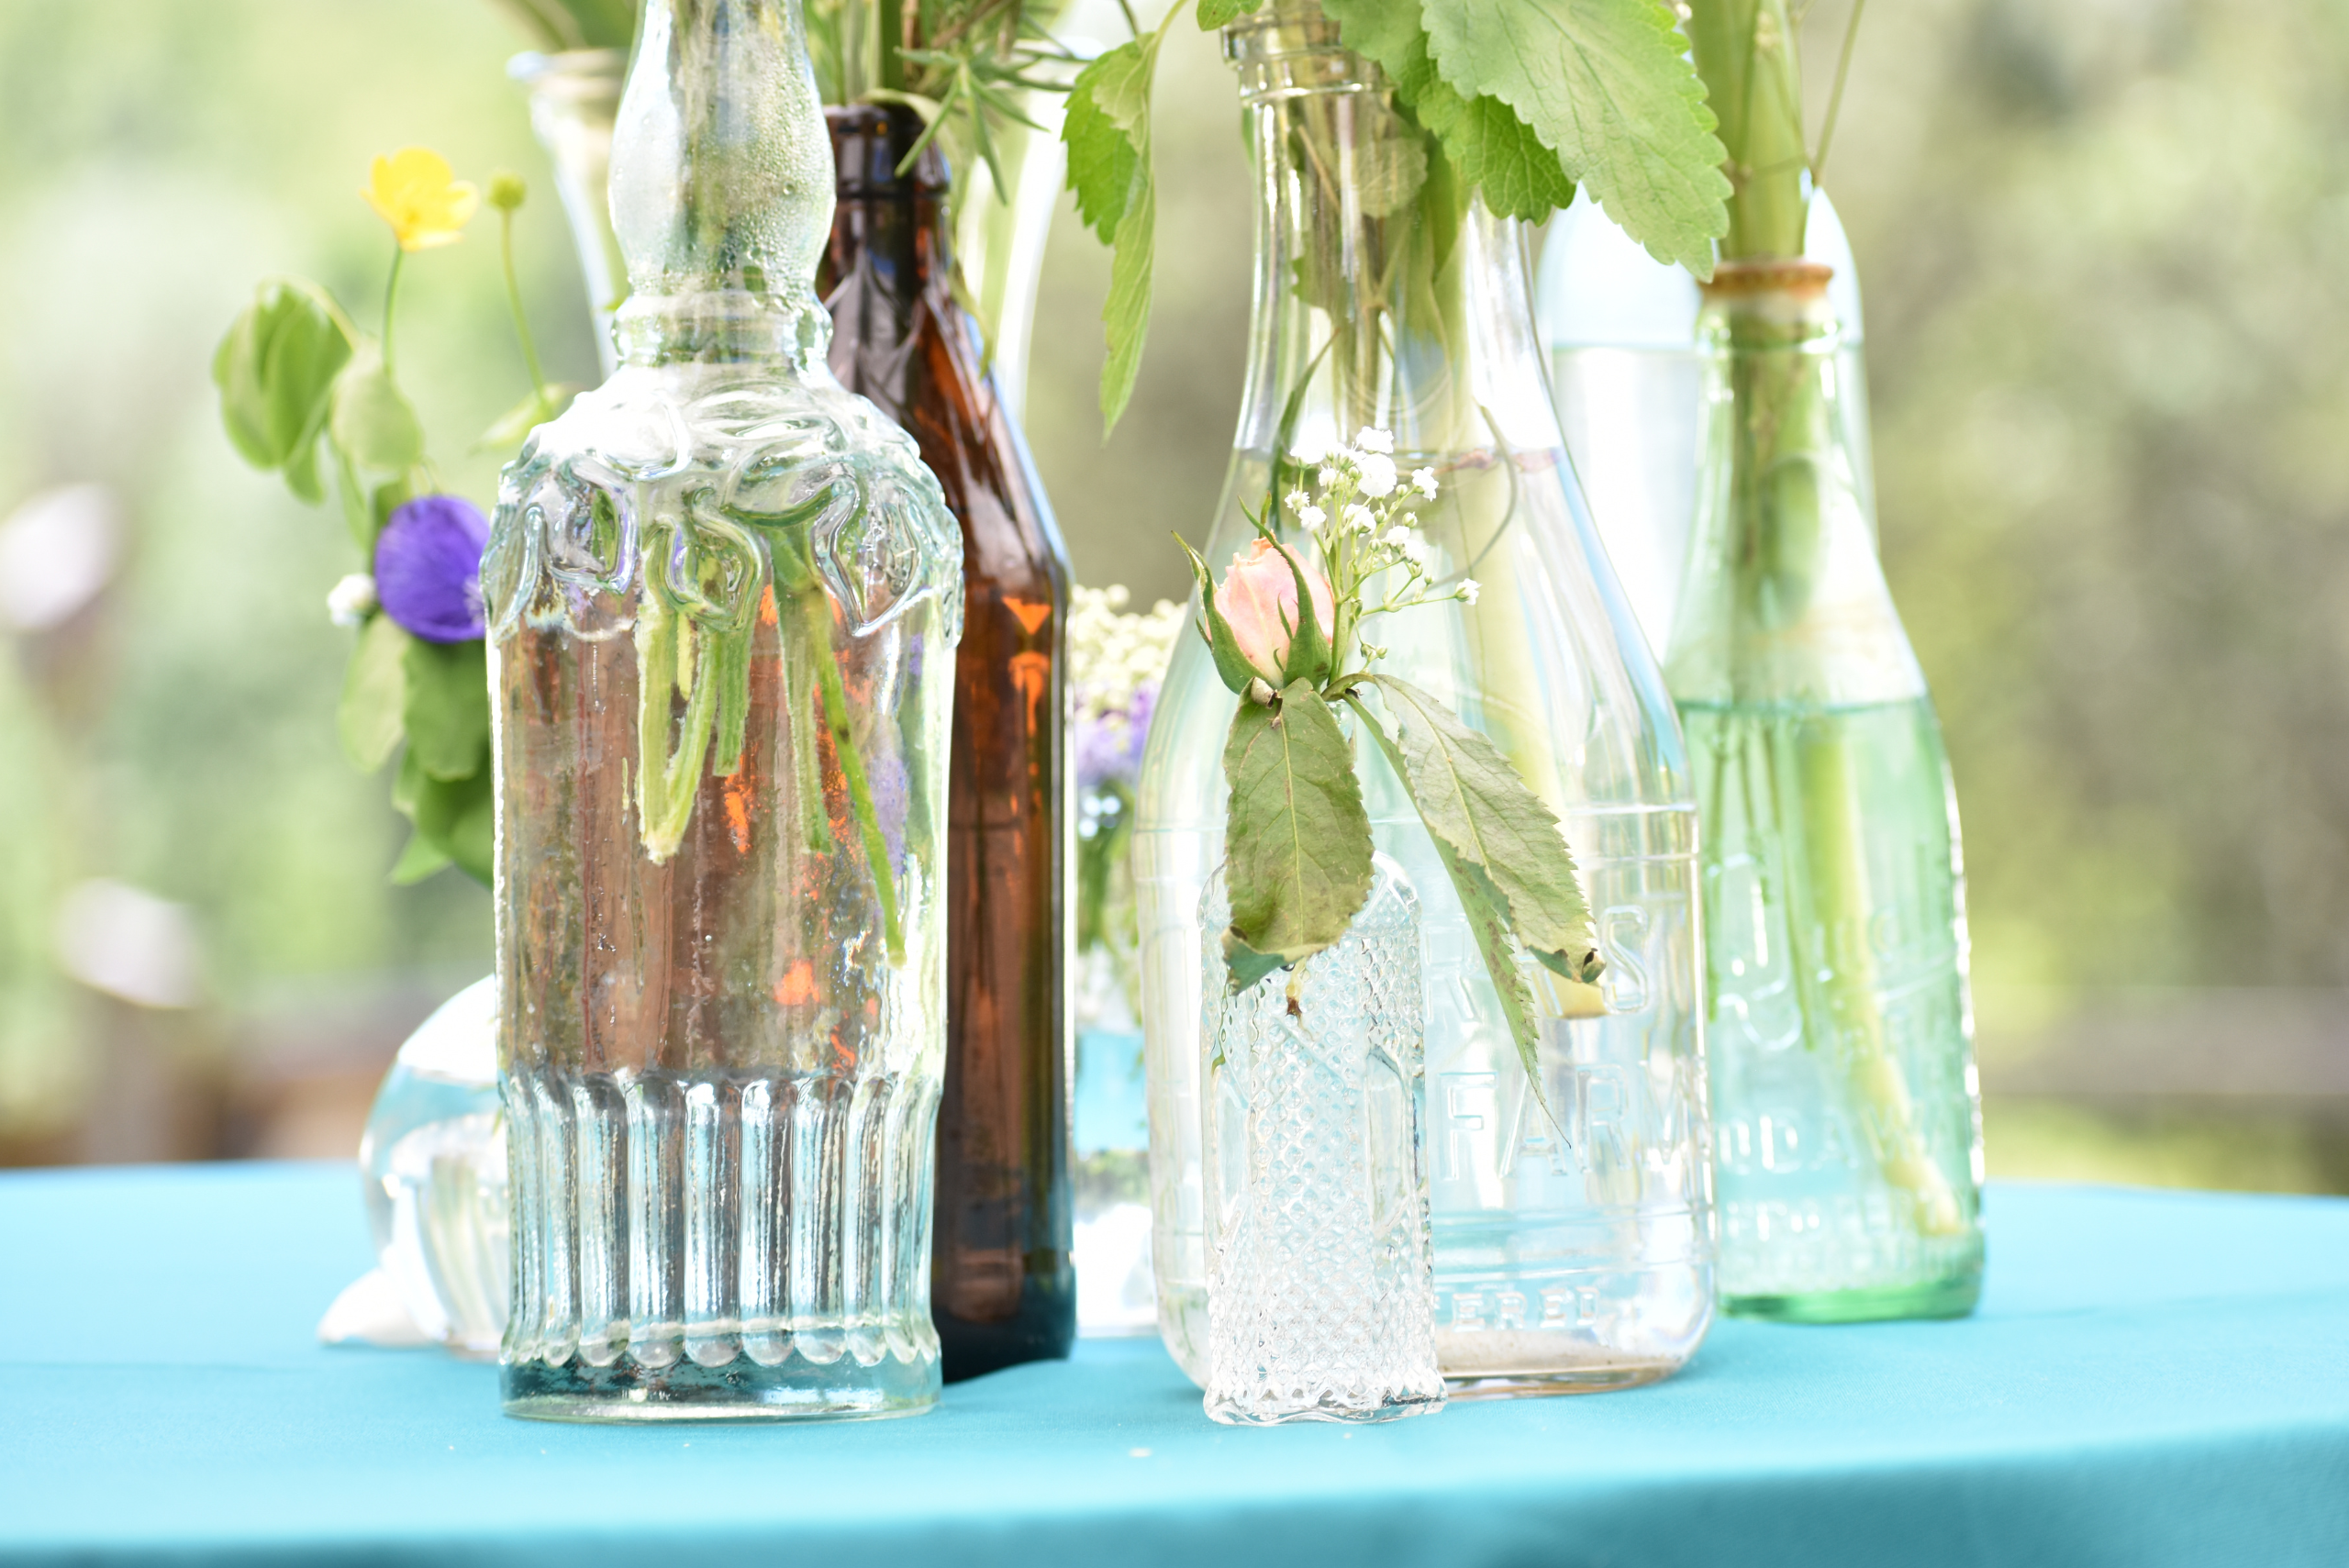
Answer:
[{"xmin": 486, "ymin": 0, "xmax": 964, "ymax": 1421}]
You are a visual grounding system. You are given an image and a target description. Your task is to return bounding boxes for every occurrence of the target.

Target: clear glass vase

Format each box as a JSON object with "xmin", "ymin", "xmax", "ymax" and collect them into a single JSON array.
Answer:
[
  {"xmin": 509, "ymin": 48, "xmax": 629, "ymax": 378},
  {"xmin": 358, "ymin": 976, "xmax": 508, "ymax": 1357},
  {"xmin": 1536, "ymin": 191, "xmax": 1867, "ymax": 660},
  {"xmin": 1201, "ymin": 856, "xmax": 1443, "ymax": 1424},
  {"xmin": 485, "ymin": 0, "xmax": 964, "ymax": 1420},
  {"xmin": 1135, "ymin": 0, "xmax": 1714, "ymax": 1398},
  {"xmin": 1665, "ymin": 261, "xmax": 1984, "ymax": 1322}
]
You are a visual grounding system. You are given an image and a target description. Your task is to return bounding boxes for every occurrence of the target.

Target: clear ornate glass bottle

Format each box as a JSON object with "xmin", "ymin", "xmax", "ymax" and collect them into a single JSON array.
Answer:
[
  {"xmin": 485, "ymin": 0, "xmax": 964, "ymax": 1420},
  {"xmin": 1666, "ymin": 261, "xmax": 1984, "ymax": 1322},
  {"xmin": 1135, "ymin": 0, "xmax": 1714, "ymax": 1397},
  {"xmin": 820, "ymin": 104, "xmax": 1075, "ymax": 1382}
]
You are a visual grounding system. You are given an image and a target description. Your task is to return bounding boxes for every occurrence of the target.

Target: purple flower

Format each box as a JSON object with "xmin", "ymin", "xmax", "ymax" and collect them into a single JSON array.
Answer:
[
  {"xmin": 1075, "ymin": 685, "xmax": 1155, "ymax": 793},
  {"xmin": 373, "ymin": 495, "xmax": 489, "ymax": 642}
]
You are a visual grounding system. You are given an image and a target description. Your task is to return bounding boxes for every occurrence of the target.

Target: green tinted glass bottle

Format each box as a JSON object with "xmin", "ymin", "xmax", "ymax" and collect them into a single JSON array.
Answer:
[{"xmin": 1666, "ymin": 261, "xmax": 1985, "ymax": 1322}]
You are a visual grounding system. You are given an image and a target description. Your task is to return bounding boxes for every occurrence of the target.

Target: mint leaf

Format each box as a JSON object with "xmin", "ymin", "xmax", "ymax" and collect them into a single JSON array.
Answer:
[
  {"xmin": 1364, "ymin": 674, "xmax": 1599, "ymax": 980},
  {"xmin": 213, "ymin": 281, "xmax": 351, "ymax": 489},
  {"xmin": 329, "ymin": 350, "xmax": 425, "ymax": 473},
  {"xmin": 1318, "ymin": 0, "xmax": 1425, "ymax": 72},
  {"xmin": 339, "ymin": 614, "xmax": 409, "ymax": 772},
  {"xmin": 1062, "ymin": 59, "xmax": 1139, "ymax": 242},
  {"xmin": 1420, "ymin": 0, "xmax": 1730, "ymax": 274},
  {"xmin": 1220, "ymin": 682, "xmax": 1375, "ymax": 985},
  {"xmin": 1196, "ymin": 0, "xmax": 1263, "ymax": 28},
  {"xmin": 1413, "ymin": 84, "xmax": 1575, "ymax": 223},
  {"xmin": 401, "ymin": 638, "xmax": 491, "ymax": 784},
  {"xmin": 1064, "ymin": 32, "xmax": 1169, "ymax": 431}
]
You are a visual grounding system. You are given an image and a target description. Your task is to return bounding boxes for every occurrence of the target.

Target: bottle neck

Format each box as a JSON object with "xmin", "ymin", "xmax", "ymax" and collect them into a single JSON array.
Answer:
[
  {"xmin": 512, "ymin": 49, "xmax": 628, "ymax": 378},
  {"xmin": 820, "ymin": 106, "xmax": 953, "ymax": 337},
  {"xmin": 608, "ymin": 0, "xmax": 836, "ymax": 369},
  {"xmin": 1223, "ymin": 3, "xmax": 1553, "ymax": 464},
  {"xmin": 1666, "ymin": 261, "xmax": 1924, "ymax": 706}
]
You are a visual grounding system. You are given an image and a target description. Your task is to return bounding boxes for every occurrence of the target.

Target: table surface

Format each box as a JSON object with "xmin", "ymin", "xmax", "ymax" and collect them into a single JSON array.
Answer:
[{"xmin": 2, "ymin": 1163, "xmax": 2345, "ymax": 1568}]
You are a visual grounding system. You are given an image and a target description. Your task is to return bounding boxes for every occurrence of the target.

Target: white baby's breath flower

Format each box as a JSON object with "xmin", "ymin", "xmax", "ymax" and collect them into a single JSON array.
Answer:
[
  {"xmin": 1399, "ymin": 538, "xmax": 1432, "ymax": 571},
  {"xmin": 328, "ymin": 573, "xmax": 377, "ymax": 628},
  {"xmin": 1412, "ymin": 467, "xmax": 1438, "ymax": 498},
  {"xmin": 1298, "ymin": 504, "xmax": 1327, "ymax": 529},
  {"xmin": 1317, "ymin": 465, "xmax": 1340, "ymax": 490},
  {"xmin": 1356, "ymin": 452, "xmax": 1398, "ymax": 498},
  {"xmin": 1381, "ymin": 525, "xmax": 1414, "ymax": 549},
  {"xmin": 1459, "ymin": 578, "xmax": 1481, "ymax": 605},
  {"xmin": 1284, "ymin": 488, "xmax": 1309, "ymax": 513},
  {"xmin": 1341, "ymin": 503, "xmax": 1375, "ymax": 535},
  {"xmin": 1354, "ymin": 427, "xmax": 1394, "ymax": 455}
]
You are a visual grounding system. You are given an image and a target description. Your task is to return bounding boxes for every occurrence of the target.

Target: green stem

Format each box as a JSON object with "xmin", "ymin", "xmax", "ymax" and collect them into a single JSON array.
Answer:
[
  {"xmin": 381, "ymin": 245, "xmax": 406, "ymax": 380},
  {"xmin": 1687, "ymin": 0, "xmax": 1810, "ymax": 259},
  {"xmin": 498, "ymin": 209, "xmax": 550, "ymax": 401},
  {"xmin": 810, "ymin": 599, "xmax": 905, "ymax": 965}
]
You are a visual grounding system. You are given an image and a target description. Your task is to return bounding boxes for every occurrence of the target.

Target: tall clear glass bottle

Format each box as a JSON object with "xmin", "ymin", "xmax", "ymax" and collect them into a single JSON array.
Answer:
[
  {"xmin": 486, "ymin": 0, "xmax": 965, "ymax": 1420},
  {"xmin": 1666, "ymin": 261, "xmax": 1984, "ymax": 1321},
  {"xmin": 510, "ymin": 48, "xmax": 630, "ymax": 377},
  {"xmin": 1135, "ymin": 0, "xmax": 1713, "ymax": 1396},
  {"xmin": 820, "ymin": 104, "xmax": 1075, "ymax": 1382}
]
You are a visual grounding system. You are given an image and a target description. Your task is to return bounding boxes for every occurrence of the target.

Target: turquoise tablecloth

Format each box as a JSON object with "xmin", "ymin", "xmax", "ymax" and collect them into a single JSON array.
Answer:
[{"xmin": 2, "ymin": 1162, "xmax": 2345, "ymax": 1566}]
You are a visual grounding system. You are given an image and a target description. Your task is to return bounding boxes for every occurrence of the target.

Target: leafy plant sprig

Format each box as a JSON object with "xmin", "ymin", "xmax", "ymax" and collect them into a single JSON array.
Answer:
[
  {"xmin": 213, "ymin": 149, "xmax": 575, "ymax": 885},
  {"xmin": 1180, "ymin": 430, "xmax": 1603, "ymax": 1089},
  {"xmin": 1064, "ymin": 0, "xmax": 1732, "ymax": 430}
]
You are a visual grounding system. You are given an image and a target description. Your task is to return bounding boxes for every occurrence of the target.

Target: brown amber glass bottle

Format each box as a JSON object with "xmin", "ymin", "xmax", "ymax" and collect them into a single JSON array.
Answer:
[{"xmin": 819, "ymin": 105, "xmax": 1074, "ymax": 1380}]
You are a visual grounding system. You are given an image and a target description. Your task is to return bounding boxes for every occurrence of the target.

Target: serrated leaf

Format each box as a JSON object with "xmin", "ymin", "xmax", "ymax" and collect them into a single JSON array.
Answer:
[
  {"xmin": 1366, "ymin": 674, "xmax": 1600, "ymax": 981},
  {"xmin": 213, "ymin": 281, "xmax": 351, "ymax": 488},
  {"xmin": 1420, "ymin": 0, "xmax": 1730, "ymax": 275},
  {"xmin": 400, "ymin": 638, "xmax": 491, "ymax": 784},
  {"xmin": 329, "ymin": 351, "xmax": 425, "ymax": 473},
  {"xmin": 339, "ymin": 614, "xmax": 409, "ymax": 772},
  {"xmin": 1064, "ymin": 32, "xmax": 1168, "ymax": 433},
  {"xmin": 1443, "ymin": 831, "xmax": 1549, "ymax": 1090},
  {"xmin": 1318, "ymin": 0, "xmax": 1425, "ymax": 73},
  {"xmin": 1356, "ymin": 134, "xmax": 1431, "ymax": 217},
  {"xmin": 1220, "ymin": 683, "xmax": 1375, "ymax": 984},
  {"xmin": 1413, "ymin": 85, "xmax": 1575, "ymax": 223},
  {"xmin": 1179, "ymin": 535, "xmax": 1268, "ymax": 697},
  {"xmin": 1196, "ymin": 0, "xmax": 1263, "ymax": 28}
]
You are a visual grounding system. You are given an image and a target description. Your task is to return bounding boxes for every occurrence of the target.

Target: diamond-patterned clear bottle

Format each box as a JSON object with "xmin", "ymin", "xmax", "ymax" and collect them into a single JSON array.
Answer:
[
  {"xmin": 1201, "ymin": 856, "xmax": 1443, "ymax": 1425},
  {"xmin": 484, "ymin": 0, "xmax": 963, "ymax": 1421}
]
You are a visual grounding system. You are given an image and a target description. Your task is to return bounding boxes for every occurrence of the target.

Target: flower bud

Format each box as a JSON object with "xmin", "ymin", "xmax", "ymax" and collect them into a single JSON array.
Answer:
[
  {"xmin": 487, "ymin": 171, "xmax": 528, "ymax": 212},
  {"xmin": 1214, "ymin": 538, "xmax": 1336, "ymax": 686}
]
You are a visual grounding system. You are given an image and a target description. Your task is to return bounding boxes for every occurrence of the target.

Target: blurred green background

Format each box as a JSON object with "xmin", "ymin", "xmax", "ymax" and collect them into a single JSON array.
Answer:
[{"xmin": 0, "ymin": 0, "xmax": 2342, "ymax": 1190}]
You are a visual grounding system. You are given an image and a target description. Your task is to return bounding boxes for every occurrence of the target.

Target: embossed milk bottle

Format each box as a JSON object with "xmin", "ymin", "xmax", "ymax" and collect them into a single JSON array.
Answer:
[
  {"xmin": 1667, "ymin": 260, "xmax": 1985, "ymax": 1321},
  {"xmin": 485, "ymin": 0, "xmax": 964, "ymax": 1420},
  {"xmin": 1135, "ymin": 1, "xmax": 1714, "ymax": 1396}
]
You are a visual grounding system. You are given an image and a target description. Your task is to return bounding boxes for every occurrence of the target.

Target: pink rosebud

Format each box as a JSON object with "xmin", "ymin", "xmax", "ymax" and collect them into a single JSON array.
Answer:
[{"xmin": 1214, "ymin": 538, "xmax": 1335, "ymax": 685}]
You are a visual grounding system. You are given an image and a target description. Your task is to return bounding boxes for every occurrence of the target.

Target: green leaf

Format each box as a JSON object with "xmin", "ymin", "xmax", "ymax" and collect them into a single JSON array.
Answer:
[
  {"xmin": 1364, "ymin": 674, "xmax": 1600, "ymax": 981},
  {"xmin": 1419, "ymin": 0, "xmax": 1730, "ymax": 274},
  {"xmin": 369, "ymin": 475, "xmax": 413, "ymax": 552},
  {"xmin": 392, "ymin": 746, "xmax": 494, "ymax": 886},
  {"xmin": 212, "ymin": 281, "xmax": 351, "ymax": 490},
  {"xmin": 1063, "ymin": 32, "xmax": 1169, "ymax": 432},
  {"xmin": 388, "ymin": 828, "xmax": 453, "ymax": 885},
  {"xmin": 1196, "ymin": 0, "xmax": 1264, "ymax": 27},
  {"xmin": 1063, "ymin": 79, "xmax": 1139, "ymax": 243},
  {"xmin": 339, "ymin": 615, "xmax": 410, "ymax": 773},
  {"xmin": 400, "ymin": 638, "xmax": 491, "ymax": 784},
  {"xmin": 1412, "ymin": 82, "xmax": 1576, "ymax": 224},
  {"xmin": 329, "ymin": 351, "xmax": 426, "ymax": 473},
  {"xmin": 1219, "ymin": 683, "xmax": 1375, "ymax": 985}
]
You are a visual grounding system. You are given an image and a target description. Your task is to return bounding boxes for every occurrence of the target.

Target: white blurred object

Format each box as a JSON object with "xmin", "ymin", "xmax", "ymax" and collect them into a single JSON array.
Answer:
[
  {"xmin": 1538, "ymin": 191, "xmax": 1868, "ymax": 658},
  {"xmin": 54, "ymin": 879, "xmax": 201, "ymax": 1008},
  {"xmin": 355, "ymin": 976, "xmax": 508, "ymax": 1357},
  {"xmin": 317, "ymin": 1266, "xmax": 432, "ymax": 1349},
  {"xmin": 1073, "ymin": 1201, "xmax": 1157, "ymax": 1336},
  {"xmin": 0, "ymin": 484, "xmax": 122, "ymax": 633},
  {"xmin": 326, "ymin": 573, "xmax": 377, "ymax": 628}
]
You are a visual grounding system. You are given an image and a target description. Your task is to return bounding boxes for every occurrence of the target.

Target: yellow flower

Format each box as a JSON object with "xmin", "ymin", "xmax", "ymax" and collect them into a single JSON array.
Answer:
[{"xmin": 362, "ymin": 148, "xmax": 480, "ymax": 251}]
